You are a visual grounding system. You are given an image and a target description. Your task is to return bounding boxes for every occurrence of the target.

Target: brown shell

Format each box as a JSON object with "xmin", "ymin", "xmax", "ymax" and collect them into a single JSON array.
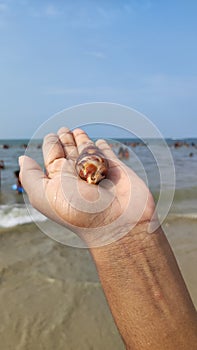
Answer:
[{"xmin": 75, "ymin": 145, "xmax": 108, "ymax": 184}]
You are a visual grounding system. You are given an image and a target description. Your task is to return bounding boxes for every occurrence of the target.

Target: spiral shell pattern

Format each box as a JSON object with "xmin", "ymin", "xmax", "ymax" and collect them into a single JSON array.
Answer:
[{"xmin": 75, "ymin": 145, "xmax": 108, "ymax": 184}]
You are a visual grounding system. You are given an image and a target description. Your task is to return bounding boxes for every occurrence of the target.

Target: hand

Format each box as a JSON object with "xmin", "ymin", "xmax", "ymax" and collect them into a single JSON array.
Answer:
[
  {"xmin": 19, "ymin": 128, "xmax": 197, "ymax": 350},
  {"xmin": 19, "ymin": 127, "xmax": 156, "ymax": 245}
]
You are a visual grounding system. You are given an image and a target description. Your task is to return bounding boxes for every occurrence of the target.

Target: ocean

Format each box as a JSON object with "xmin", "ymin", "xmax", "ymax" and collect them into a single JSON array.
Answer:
[
  {"xmin": 1, "ymin": 137, "xmax": 197, "ymax": 228},
  {"xmin": 0, "ymin": 138, "xmax": 197, "ymax": 349}
]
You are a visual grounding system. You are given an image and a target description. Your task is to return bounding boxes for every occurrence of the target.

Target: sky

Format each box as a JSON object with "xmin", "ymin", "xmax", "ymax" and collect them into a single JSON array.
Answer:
[{"xmin": 0, "ymin": 0, "xmax": 197, "ymax": 139}]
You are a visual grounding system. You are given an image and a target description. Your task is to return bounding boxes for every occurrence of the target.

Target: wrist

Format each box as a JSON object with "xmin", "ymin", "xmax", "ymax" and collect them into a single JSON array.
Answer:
[
  {"xmin": 84, "ymin": 190, "xmax": 157, "ymax": 249},
  {"xmin": 90, "ymin": 219, "xmax": 161, "ymax": 264}
]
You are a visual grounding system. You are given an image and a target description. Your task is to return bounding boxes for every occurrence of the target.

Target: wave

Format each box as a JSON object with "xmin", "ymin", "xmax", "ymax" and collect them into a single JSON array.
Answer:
[
  {"xmin": 0, "ymin": 204, "xmax": 47, "ymax": 228},
  {"xmin": 152, "ymin": 186, "xmax": 197, "ymax": 202},
  {"xmin": 167, "ymin": 212, "xmax": 197, "ymax": 221},
  {"xmin": 1, "ymin": 187, "xmax": 196, "ymax": 229}
]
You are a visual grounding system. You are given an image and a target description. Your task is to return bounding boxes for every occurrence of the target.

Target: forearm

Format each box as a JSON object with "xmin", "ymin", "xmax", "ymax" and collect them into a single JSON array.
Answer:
[{"xmin": 90, "ymin": 223, "xmax": 197, "ymax": 350}]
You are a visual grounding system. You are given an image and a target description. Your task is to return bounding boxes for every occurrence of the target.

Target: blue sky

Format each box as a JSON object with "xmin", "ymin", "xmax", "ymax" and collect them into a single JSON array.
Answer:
[{"xmin": 0, "ymin": 0, "xmax": 197, "ymax": 138}]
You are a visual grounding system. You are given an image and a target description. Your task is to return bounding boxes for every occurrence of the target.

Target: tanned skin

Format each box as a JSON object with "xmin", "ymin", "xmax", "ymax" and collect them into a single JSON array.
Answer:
[{"xmin": 19, "ymin": 127, "xmax": 197, "ymax": 350}]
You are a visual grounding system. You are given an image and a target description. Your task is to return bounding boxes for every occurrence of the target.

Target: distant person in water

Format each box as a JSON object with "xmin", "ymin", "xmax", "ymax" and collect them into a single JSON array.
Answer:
[
  {"xmin": 13, "ymin": 170, "xmax": 24, "ymax": 194},
  {"xmin": 0, "ymin": 160, "xmax": 5, "ymax": 169}
]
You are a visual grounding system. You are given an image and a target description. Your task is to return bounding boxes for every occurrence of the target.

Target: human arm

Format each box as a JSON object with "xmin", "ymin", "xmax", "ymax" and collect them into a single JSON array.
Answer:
[
  {"xmin": 19, "ymin": 127, "xmax": 197, "ymax": 349},
  {"xmin": 90, "ymin": 223, "xmax": 197, "ymax": 349}
]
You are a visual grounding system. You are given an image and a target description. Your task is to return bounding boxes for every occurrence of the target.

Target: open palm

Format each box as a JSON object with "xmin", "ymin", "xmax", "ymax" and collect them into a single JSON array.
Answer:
[{"xmin": 20, "ymin": 127, "xmax": 155, "ymax": 244}]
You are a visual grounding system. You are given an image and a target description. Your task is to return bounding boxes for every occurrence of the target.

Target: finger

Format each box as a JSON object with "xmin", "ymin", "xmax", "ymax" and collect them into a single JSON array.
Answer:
[
  {"xmin": 19, "ymin": 156, "xmax": 66, "ymax": 224},
  {"xmin": 58, "ymin": 127, "xmax": 78, "ymax": 160},
  {"xmin": 19, "ymin": 155, "xmax": 48, "ymax": 209},
  {"xmin": 42, "ymin": 133, "xmax": 65, "ymax": 170},
  {"xmin": 95, "ymin": 139, "xmax": 119, "ymax": 167},
  {"xmin": 72, "ymin": 128, "xmax": 94, "ymax": 154}
]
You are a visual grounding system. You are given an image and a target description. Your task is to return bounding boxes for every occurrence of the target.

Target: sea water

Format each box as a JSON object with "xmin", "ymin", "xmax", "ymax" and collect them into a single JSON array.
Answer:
[{"xmin": 0, "ymin": 138, "xmax": 197, "ymax": 229}]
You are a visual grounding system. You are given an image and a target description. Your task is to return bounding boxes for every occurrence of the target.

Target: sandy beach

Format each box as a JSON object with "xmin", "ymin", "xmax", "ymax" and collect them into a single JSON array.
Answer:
[
  {"xmin": 0, "ymin": 138, "xmax": 197, "ymax": 349},
  {"xmin": 0, "ymin": 216, "xmax": 196, "ymax": 350},
  {"xmin": 0, "ymin": 224, "xmax": 124, "ymax": 350}
]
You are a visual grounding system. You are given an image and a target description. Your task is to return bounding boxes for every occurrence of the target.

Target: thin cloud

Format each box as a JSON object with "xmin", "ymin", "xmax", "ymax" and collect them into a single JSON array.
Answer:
[
  {"xmin": 96, "ymin": 0, "xmax": 152, "ymax": 21},
  {"xmin": 0, "ymin": 2, "xmax": 8, "ymax": 15},
  {"xmin": 43, "ymin": 86, "xmax": 127, "ymax": 97},
  {"xmin": 40, "ymin": 74, "xmax": 197, "ymax": 101},
  {"xmin": 43, "ymin": 87, "xmax": 92, "ymax": 95},
  {"xmin": 84, "ymin": 51, "xmax": 106, "ymax": 59},
  {"xmin": 139, "ymin": 74, "xmax": 197, "ymax": 98},
  {"xmin": 122, "ymin": 0, "xmax": 152, "ymax": 12},
  {"xmin": 0, "ymin": 2, "xmax": 7, "ymax": 13},
  {"xmin": 45, "ymin": 4, "xmax": 60, "ymax": 17},
  {"xmin": 30, "ymin": 3, "xmax": 60, "ymax": 18},
  {"xmin": 27, "ymin": 1, "xmax": 144, "ymax": 27},
  {"xmin": 43, "ymin": 85, "xmax": 136, "ymax": 98},
  {"xmin": 0, "ymin": 2, "xmax": 8, "ymax": 28}
]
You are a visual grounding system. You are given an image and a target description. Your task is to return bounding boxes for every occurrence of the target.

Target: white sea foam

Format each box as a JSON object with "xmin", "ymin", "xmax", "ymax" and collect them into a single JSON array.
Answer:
[
  {"xmin": 0, "ymin": 204, "xmax": 47, "ymax": 228},
  {"xmin": 167, "ymin": 212, "xmax": 197, "ymax": 220}
]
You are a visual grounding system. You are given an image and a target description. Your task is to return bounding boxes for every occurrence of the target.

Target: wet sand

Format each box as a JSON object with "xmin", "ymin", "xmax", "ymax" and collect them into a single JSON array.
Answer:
[
  {"xmin": 163, "ymin": 218, "xmax": 197, "ymax": 307},
  {"xmin": 0, "ymin": 218, "xmax": 197, "ymax": 350}
]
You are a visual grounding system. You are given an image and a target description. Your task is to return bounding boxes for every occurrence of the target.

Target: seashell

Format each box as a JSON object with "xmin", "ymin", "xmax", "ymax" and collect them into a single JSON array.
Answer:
[{"xmin": 75, "ymin": 145, "xmax": 108, "ymax": 184}]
